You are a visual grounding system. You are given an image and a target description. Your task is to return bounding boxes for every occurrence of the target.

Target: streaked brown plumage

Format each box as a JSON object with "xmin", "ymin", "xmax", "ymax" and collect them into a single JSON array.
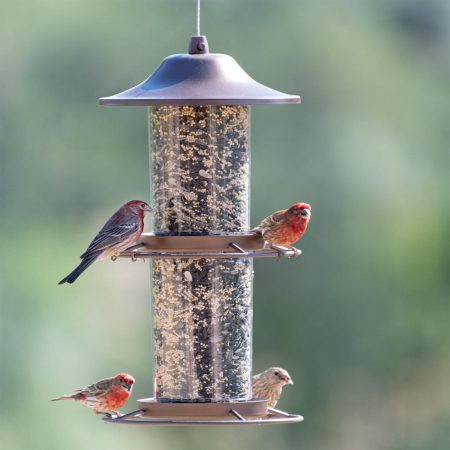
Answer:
[
  {"xmin": 252, "ymin": 367, "xmax": 293, "ymax": 408},
  {"xmin": 51, "ymin": 373, "xmax": 135, "ymax": 415}
]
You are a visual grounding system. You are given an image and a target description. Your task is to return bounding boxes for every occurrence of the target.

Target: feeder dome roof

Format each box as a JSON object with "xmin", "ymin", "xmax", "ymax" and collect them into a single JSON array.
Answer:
[{"xmin": 99, "ymin": 36, "xmax": 300, "ymax": 106}]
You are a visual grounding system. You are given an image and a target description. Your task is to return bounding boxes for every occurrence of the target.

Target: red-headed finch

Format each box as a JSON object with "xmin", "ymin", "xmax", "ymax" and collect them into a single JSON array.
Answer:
[
  {"xmin": 51, "ymin": 373, "xmax": 135, "ymax": 415},
  {"xmin": 253, "ymin": 202, "xmax": 311, "ymax": 249},
  {"xmin": 58, "ymin": 200, "xmax": 152, "ymax": 284},
  {"xmin": 252, "ymin": 367, "xmax": 293, "ymax": 408}
]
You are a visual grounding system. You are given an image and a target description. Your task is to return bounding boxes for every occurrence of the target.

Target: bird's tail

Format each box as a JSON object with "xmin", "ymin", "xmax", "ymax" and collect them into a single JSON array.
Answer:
[
  {"xmin": 58, "ymin": 254, "xmax": 98, "ymax": 285},
  {"xmin": 50, "ymin": 394, "xmax": 74, "ymax": 401}
]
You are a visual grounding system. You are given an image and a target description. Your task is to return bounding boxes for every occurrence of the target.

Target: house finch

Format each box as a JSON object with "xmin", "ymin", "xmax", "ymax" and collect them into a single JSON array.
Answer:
[
  {"xmin": 51, "ymin": 373, "xmax": 135, "ymax": 415},
  {"xmin": 58, "ymin": 200, "xmax": 152, "ymax": 284},
  {"xmin": 252, "ymin": 367, "xmax": 293, "ymax": 408},
  {"xmin": 253, "ymin": 202, "xmax": 311, "ymax": 250}
]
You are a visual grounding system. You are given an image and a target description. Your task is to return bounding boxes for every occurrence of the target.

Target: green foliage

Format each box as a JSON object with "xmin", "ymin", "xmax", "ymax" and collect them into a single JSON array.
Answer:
[{"xmin": 1, "ymin": 0, "xmax": 449, "ymax": 449}]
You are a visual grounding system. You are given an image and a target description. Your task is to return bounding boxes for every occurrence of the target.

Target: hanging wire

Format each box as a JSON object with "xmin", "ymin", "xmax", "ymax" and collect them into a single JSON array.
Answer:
[{"xmin": 196, "ymin": 0, "xmax": 201, "ymax": 35}]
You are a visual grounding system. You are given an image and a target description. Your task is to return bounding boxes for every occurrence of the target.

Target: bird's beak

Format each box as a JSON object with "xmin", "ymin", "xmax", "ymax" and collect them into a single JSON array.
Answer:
[
  {"xmin": 144, "ymin": 205, "xmax": 153, "ymax": 214},
  {"xmin": 281, "ymin": 375, "xmax": 293, "ymax": 384},
  {"xmin": 124, "ymin": 382, "xmax": 134, "ymax": 390},
  {"xmin": 300, "ymin": 209, "xmax": 311, "ymax": 219}
]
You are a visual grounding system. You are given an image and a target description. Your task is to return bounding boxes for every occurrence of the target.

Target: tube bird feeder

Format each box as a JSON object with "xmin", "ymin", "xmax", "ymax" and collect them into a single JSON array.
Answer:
[{"xmin": 99, "ymin": 34, "xmax": 303, "ymax": 425}]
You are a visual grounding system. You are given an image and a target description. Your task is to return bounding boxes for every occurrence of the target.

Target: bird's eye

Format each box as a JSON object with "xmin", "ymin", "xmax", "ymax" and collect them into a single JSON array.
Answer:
[{"xmin": 274, "ymin": 371, "xmax": 279, "ymax": 376}]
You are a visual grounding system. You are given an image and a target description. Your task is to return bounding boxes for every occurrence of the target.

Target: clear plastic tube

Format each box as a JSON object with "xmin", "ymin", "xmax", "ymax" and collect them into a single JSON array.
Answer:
[{"xmin": 149, "ymin": 105, "xmax": 252, "ymax": 402}]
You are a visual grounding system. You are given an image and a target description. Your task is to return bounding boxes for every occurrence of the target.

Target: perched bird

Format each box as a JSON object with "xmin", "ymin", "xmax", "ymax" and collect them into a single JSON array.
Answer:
[
  {"xmin": 51, "ymin": 373, "xmax": 135, "ymax": 416},
  {"xmin": 58, "ymin": 200, "xmax": 152, "ymax": 284},
  {"xmin": 252, "ymin": 367, "xmax": 293, "ymax": 408},
  {"xmin": 253, "ymin": 202, "xmax": 311, "ymax": 250}
]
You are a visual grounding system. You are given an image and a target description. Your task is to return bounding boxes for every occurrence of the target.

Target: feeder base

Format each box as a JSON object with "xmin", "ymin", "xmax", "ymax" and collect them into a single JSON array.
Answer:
[
  {"xmin": 103, "ymin": 398, "xmax": 303, "ymax": 426},
  {"xmin": 119, "ymin": 233, "xmax": 302, "ymax": 260}
]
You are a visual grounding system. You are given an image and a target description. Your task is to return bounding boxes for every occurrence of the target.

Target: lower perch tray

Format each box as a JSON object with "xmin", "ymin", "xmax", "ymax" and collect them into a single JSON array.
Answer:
[
  {"xmin": 103, "ymin": 398, "xmax": 304, "ymax": 426},
  {"xmin": 119, "ymin": 233, "xmax": 302, "ymax": 260}
]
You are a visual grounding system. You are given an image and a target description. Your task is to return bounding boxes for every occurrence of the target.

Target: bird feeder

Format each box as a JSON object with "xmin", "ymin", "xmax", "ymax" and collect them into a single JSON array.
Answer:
[{"xmin": 99, "ymin": 32, "xmax": 303, "ymax": 425}]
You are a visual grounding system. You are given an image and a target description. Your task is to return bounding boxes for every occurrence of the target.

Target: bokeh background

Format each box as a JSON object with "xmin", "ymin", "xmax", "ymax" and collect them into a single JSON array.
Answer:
[{"xmin": 1, "ymin": 0, "xmax": 450, "ymax": 449}]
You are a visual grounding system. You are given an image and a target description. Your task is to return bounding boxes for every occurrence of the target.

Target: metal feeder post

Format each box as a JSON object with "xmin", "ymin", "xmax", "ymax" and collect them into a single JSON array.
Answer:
[{"xmin": 99, "ymin": 35, "xmax": 303, "ymax": 425}]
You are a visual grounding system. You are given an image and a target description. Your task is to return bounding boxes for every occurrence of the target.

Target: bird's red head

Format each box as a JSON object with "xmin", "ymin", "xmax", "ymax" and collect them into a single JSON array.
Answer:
[
  {"xmin": 287, "ymin": 202, "xmax": 311, "ymax": 221},
  {"xmin": 114, "ymin": 373, "xmax": 135, "ymax": 391},
  {"xmin": 124, "ymin": 200, "xmax": 153, "ymax": 217}
]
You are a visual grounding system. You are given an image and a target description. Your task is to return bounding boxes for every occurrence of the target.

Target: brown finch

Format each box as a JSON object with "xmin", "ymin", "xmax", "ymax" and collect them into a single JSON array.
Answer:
[
  {"xmin": 59, "ymin": 200, "xmax": 152, "ymax": 284},
  {"xmin": 252, "ymin": 367, "xmax": 293, "ymax": 408},
  {"xmin": 253, "ymin": 202, "xmax": 311, "ymax": 249},
  {"xmin": 51, "ymin": 373, "xmax": 135, "ymax": 415}
]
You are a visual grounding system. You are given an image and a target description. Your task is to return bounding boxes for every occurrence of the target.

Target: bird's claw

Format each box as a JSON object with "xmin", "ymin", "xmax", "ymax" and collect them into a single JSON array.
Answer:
[
  {"xmin": 270, "ymin": 245, "xmax": 289, "ymax": 258},
  {"xmin": 269, "ymin": 245, "xmax": 300, "ymax": 258},
  {"xmin": 103, "ymin": 411, "xmax": 122, "ymax": 419}
]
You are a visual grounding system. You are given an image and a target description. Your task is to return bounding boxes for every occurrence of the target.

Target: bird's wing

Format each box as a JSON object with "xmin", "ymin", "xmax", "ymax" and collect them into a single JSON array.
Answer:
[
  {"xmin": 80, "ymin": 221, "xmax": 140, "ymax": 258},
  {"xmin": 81, "ymin": 377, "xmax": 114, "ymax": 398},
  {"xmin": 253, "ymin": 209, "xmax": 287, "ymax": 233}
]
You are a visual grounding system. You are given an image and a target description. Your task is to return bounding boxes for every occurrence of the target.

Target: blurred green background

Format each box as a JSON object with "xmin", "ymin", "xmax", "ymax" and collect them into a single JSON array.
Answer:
[{"xmin": 1, "ymin": 0, "xmax": 450, "ymax": 449}]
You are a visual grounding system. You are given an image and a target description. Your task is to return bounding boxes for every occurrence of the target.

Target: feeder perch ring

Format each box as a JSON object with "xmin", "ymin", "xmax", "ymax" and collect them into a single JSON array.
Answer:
[
  {"xmin": 118, "ymin": 233, "xmax": 302, "ymax": 260},
  {"xmin": 102, "ymin": 399, "xmax": 304, "ymax": 426}
]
